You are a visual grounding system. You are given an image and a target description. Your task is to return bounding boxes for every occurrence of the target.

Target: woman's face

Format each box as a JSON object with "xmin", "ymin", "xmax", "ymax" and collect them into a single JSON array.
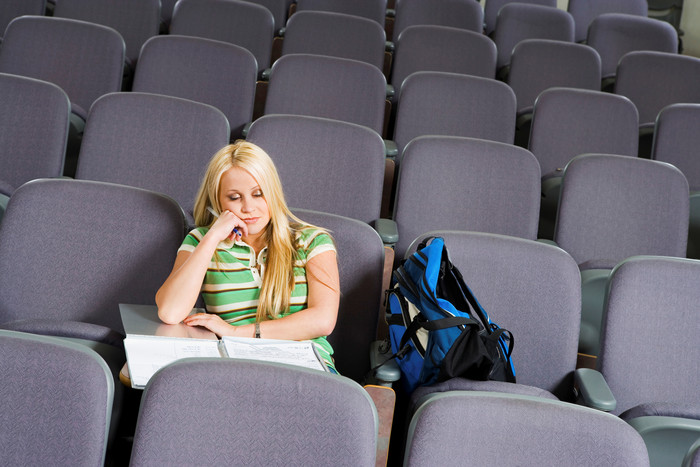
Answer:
[{"xmin": 218, "ymin": 166, "xmax": 271, "ymax": 244}]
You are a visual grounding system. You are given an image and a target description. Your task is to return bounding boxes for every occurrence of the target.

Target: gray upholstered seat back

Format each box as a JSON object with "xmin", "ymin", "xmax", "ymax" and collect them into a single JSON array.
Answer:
[
  {"xmin": 282, "ymin": 10, "xmax": 386, "ymax": 70},
  {"xmin": 0, "ymin": 330, "xmax": 113, "ymax": 466},
  {"xmin": 75, "ymin": 92, "xmax": 230, "ymax": 219},
  {"xmin": 0, "ymin": 179, "xmax": 187, "ymax": 337},
  {"xmin": 265, "ymin": 53, "xmax": 387, "ymax": 134},
  {"xmin": 554, "ymin": 153, "xmax": 689, "ymax": 268},
  {"xmin": 393, "ymin": 136, "xmax": 541, "ymax": 258},
  {"xmin": 405, "ymin": 392, "xmax": 649, "ymax": 466},
  {"xmin": 131, "ymin": 358, "xmax": 378, "ymax": 466},
  {"xmin": 248, "ymin": 114, "xmax": 385, "ymax": 224},
  {"xmin": 133, "ymin": 35, "xmax": 257, "ymax": 139}
]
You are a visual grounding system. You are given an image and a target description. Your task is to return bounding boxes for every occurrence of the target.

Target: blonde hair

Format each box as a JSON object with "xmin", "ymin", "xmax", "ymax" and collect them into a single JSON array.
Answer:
[{"xmin": 193, "ymin": 141, "xmax": 312, "ymax": 321}]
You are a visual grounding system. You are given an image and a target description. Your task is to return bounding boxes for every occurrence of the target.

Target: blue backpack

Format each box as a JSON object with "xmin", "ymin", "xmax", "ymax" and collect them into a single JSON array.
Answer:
[{"xmin": 385, "ymin": 236, "xmax": 516, "ymax": 393}]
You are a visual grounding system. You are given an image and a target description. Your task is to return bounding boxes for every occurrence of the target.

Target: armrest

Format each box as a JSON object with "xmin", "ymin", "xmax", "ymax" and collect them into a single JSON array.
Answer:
[
  {"xmin": 386, "ymin": 8, "xmax": 395, "ymax": 18},
  {"xmin": 260, "ymin": 68, "xmax": 271, "ymax": 81},
  {"xmin": 384, "ymin": 139, "xmax": 398, "ymax": 159},
  {"xmin": 241, "ymin": 121, "xmax": 252, "ymax": 138},
  {"xmin": 373, "ymin": 218, "xmax": 398, "ymax": 245},
  {"xmin": 385, "ymin": 40, "xmax": 395, "ymax": 53},
  {"xmin": 386, "ymin": 84, "xmax": 395, "ymax": 99},
  {"xmin": 370, "ymin": 340, "xmax": 401, "ymax": 385},
  {"xmin": 575, "ymin": 368, "xmax": 617, "ymax": 412},
  {"xmin": 536, "ymin": 239, "xmax": 558, "ymax": 247}
]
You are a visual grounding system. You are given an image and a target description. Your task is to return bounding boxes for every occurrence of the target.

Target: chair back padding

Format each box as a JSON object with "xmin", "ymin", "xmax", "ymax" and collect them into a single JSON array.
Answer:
[
  {"xmin": 484, "ymin": 0, "xmax": 556, "ymax": 36},
  {"xmin": 170, "ymin": 0, "xmax": 275, "ymax": 73},
  {"xmin": 0, "ymin": 330, "xmax": 113, "ymax": 466},
  {"xmin": 247, "ymin": 114, "xmax": 385, "ymax": 224},
  {"xmin": 393, "ymin": 136, "xmax": 540, "ymax": 259},
  {"xmin": 265, "ymin": 53, "xmax": 387, "ymax": 134},
  {"xmin": 587, "ymin": 13, "xmax": 678, "ymax": 79},
  {"xmin": 391, "ymin": 25, "xmax": 497, "ymax": 96},
  {"xmin": 568, "ymin": 0, "xmax": 648, "ymax": 42},
  {"xmin": 393, "ymin": 0, "xmax": 484, "ymax": 38},
  {"xmin": 295, "ymin": 0, "xmax": 388, "ymax": 27},
  {"xmin": 599, "ymin": 256, "xmax": 700, "ymax": 416},
  {"xmin": 282, "ymin": 10, "xmax": 386, "ymax": 70},
  {"xmin": 133, "ymin": 35, "xmax": 257, "ymax": 138},
  {"xmin": 53, "ymin": 0, "xmax": 160, "ymax": 65},
  {"xmin": 405, "ymin": 392, "xmax": 649, "ymax": 466},
  {"xmin": 0, "ymin": 179, "xmax": 187, "ymax": 338},
  {"xmin": 131, "ymin": 358, "xmax": 378, "ymax": 466},
  {"xmin": 0, "ymin": 15, "xmax": 124, "ymax": 118},
  {"xmin": 554, "ymin": 153, "xmax": 689, "ymax": 268},
  {"xmin": 394, "ymin": 71, "xmax": 516, "ymax": 160},
  {"xmin": 75, "ymin": 92, "xmax": 230, "ymax": 218},
  {"xmin": 493, "ymin": 2, "xmax": 574, "ymax": 70},
  {"xmin": 508, "ymin": 39, "xmax": 601, "ymax": 116},
  {"xmin": 652, "ymin": 103, "xmax": 700, "ymax": 191},
  {"xmin": 0, "ymin": 73, "xmax": 70, "ymax": 193},
  {"xmin": 615, "ymin": 51, "xmax": 700, "ymax": 127},
  {"xmin": 529, "ymin": 87, "xmax": 639, "ymax": 178}
]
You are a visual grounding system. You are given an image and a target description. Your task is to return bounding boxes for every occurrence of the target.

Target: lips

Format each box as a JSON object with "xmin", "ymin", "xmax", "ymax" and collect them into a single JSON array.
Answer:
[{"xmin": 242, "ymin": 218, "xmax": 259, "ymax": 224}]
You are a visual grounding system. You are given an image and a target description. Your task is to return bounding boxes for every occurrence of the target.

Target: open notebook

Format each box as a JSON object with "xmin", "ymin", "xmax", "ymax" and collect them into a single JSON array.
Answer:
[{"xmin": 121, "ymin": 304, "xmax": 329, "ymax": 389}]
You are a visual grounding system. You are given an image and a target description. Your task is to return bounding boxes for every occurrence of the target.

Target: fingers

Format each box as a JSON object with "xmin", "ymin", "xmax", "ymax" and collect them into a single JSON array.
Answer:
[{"xmin": 212, "ymin": 210, "xmax": 247, "ymax": 240}]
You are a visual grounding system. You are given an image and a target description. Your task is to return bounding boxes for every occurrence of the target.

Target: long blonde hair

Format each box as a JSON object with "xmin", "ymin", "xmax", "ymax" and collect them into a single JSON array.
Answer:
[{"xmin": 193, "ymin": 141, "xmax": 305, "ymax": 321}]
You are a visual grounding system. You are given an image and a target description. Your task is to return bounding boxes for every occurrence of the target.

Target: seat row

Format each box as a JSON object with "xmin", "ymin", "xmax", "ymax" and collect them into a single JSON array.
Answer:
[
  {"xmin": 1, "ymin": 79, "xmax": 698, "ymax": 359},
  {"xmin": 8, "ymin": 327, "xmax": 692, "ymax": 466},
  {"xmin": 1, "ymin": 191, "xmax": 698, "ymax": 464}
]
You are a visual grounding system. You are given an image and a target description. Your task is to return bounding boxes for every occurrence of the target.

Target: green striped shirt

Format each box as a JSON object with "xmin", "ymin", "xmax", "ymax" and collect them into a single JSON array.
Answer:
[{"xmin": 178, "ymin": 225, "xmax": 337, "ymax": 370}]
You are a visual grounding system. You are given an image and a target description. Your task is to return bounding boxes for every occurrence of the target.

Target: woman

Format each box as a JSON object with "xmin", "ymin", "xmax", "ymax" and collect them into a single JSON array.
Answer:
[{"xmin": 156, "ymin": 141, "xmax": 340, "ymax": 370}]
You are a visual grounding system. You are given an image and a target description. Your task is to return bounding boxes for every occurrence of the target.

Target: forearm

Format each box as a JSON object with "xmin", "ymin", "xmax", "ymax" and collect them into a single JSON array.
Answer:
[
  {"xmin": 156, "ymin": 240, "xmax": 218, "ymax": 324},
  {"xmin": 247, "ymin": 305, "xmax": 338, "ymax": 341}
]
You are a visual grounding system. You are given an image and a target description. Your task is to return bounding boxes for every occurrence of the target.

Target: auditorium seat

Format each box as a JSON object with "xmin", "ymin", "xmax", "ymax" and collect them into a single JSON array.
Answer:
[
  {"xmin": 74, "ymin": 92, "xmax": 230, "ymax": 221},
  {"xmin": 650, "ymin": 103, "xmax": 700, "ymax": 259},
  {"xmin": 396, "ymin": 229, "xmax": 580, "ymax": 401},
  {"xmin": 567, "ymin": 0, "xmax": 648, "ymax": 43},
  {"xmin": 0, "ymin": 178, "xmax": 187, "ymax": 345},
  {"xmin": 246, "ymin": 114, "xmax": 385, "ymax": 226},
  {"xmin": 392, "ymin": 136, "xmax": 541, "ymax": 260},
  {"xmin": 405, "ymin": 392, "xmax": 649, "ymax": 466},
  {"xmin": 294, "ymin": 0, "xmax": 388, "ymax": 28},
  {"xmin": 587, "ymin": 13, "xmax": 678, "ymax": 91},
  {"xmin": 492, "ymin": 2, "xmax": 574, "ymax": 76},
  {"xmin": 264, "ymin": 53, "xmax": 387, "ymax": 136},
  {"xmin": 281, "ymin": 10, "xmax": 386, "ymax": 71},
  {"xmin": 553, "ymin": 154, "xmax": 689, "ymax": 356},
  {"xmin": 247, "ymin": 0, "xmax": 293, "ymax": 33},
  {"xmin": 390, "ymin": 25, "xmax": 497, "ymax": 100},
  {"xmin": 529, "ymin": 88, "xmax": 639, "ymax": 239},
  {"xmin": 131, "ymin": 358, "xmax": 378, "ymax": 466},
  {"xmin": 0, "ymin": 73, "xmax": 70, "ymax": 221},
  {"xmin": 53, "ymin": 0, "xmax": 160, "ymax": 82},
  {"xmin": 132, "ymin": 35, "xmax": 257, "ymax": 139},
  {"xmin": 392, "ymin": 71, "xmax": 516, "ymax": 162},
  {"xmin": 506, "ymin": 38, "xmax": 601, "ymax": 147},
  {"xmin": 0, "ymin": 15, "xmax": 125, "ymax": 175},
  {"xmin": 576, "ymin": 256, "xmax": 700, "ymax": 467},
  {"xmin": 170, "ymin": 0, "xmax": 275, "ymax": 76},
  {"xmin": 484, "ymin": 0, "xmax": 556, "ymax": 37},
  {"xmin": 0, "ymin": 330, "xmax": 114, "ymax": 466},
  {"xmin": 392, "ymin": 0, "xmax": 483, "ymax": 39},
  {"xmin": 614, "ymin": 51, "xmax": 700, "ymax": 157},
  {"xmin": 0, "ymin": 0, "xmax": 45, "ymax": 41}
]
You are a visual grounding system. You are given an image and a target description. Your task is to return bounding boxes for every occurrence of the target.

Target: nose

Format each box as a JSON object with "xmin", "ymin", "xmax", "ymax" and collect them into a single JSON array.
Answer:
[{"xmin": 240, "ymin": 196, "xmax": 254, "ymax": 213}]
